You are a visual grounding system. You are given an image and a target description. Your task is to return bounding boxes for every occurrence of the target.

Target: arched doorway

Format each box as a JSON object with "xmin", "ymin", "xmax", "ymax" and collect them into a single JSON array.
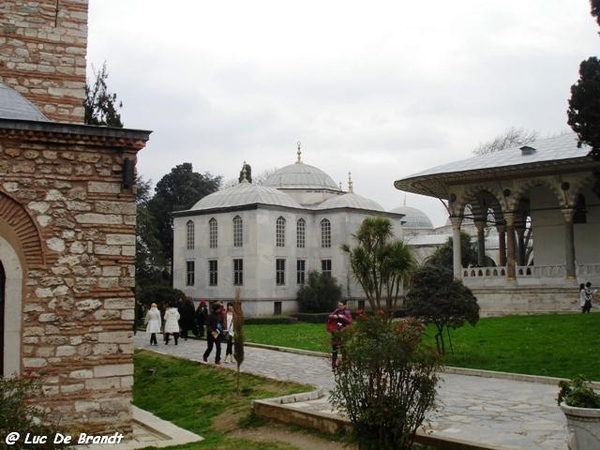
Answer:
[
  {"xmin": 0, "ymin": 261, "xmax": 4, "ymax": 375},
  {"xmin": 0, "ymin": 236, "xmax": 24, "ymax": 377}
]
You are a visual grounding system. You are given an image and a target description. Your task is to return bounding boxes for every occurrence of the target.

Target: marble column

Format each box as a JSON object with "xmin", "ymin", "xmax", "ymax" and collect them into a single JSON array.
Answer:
[
  {"xmin": 450, "ymin": 216, "xmax": 463, "ymax": 280},
  {"xmin": 561, "ymin": 208, "xmax": 576, "ymax": 280}
]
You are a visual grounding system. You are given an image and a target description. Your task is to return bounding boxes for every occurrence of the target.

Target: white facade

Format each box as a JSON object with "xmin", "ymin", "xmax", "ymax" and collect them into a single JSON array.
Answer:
[{"xmin": 173, "ymin": 156, "xmax": 404, "ymax": 316}]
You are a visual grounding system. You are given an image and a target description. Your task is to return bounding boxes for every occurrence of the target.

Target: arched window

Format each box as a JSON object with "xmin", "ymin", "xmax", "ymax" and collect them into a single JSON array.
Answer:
[
  {"xmin": 233, "ymin": 215, "xmax": 243, "ymax": 247},
  {"xmin": 209, "ymin": 218, "xmax": 218, "ymax": 248},
  {"xmin": 186, "ymin": 220, "xmax": 195, "ymax": 250},
  {"xmin": 320, "ymin": 218, "xmax": 331, "ymax": 248},
  {"xmin": 276, "ymin": 216, "xmax": 286, "ymax": 247},
  {"xmin": 296, "ymin": 218, "xmax": 306, "ymax": 248}
]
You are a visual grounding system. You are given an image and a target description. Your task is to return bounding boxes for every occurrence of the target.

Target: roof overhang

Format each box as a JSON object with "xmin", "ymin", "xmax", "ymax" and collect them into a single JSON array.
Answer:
[{"xmin": 394, "ymin": 155, "xmax": 596, "ymax": 200}]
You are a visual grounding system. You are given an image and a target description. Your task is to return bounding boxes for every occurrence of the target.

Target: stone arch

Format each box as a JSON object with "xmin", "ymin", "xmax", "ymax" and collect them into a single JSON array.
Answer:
[
  {"xmin": 509, "ymin": 178, "xmax": 565, "ymax": 212},
  {"xmin": 0, "ymin": 235, "xmax": 24, "ymax": 376},
  {"xmin": 0, "ymin": 190, "xmax": 45, "ymax": 268}
]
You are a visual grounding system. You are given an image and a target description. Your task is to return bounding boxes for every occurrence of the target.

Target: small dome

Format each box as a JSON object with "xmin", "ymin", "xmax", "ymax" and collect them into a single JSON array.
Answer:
[
  {"xmin": 190, "ymin": 180, "xmax": 302, "ymax": 211},
  {"xmin": 0, "ymin": 83, "xmax": 49, "ymax": 121},
  {"xmin": 390, "ymin": 206, "xmax": 434, "ymax": 229},
  {"xmin": 263, "ymin": 162, "xmax": 340, "ymax": 191},
  {"xmin": 318, "ymin": 192, "xmax": 385, "ymax": 211}
]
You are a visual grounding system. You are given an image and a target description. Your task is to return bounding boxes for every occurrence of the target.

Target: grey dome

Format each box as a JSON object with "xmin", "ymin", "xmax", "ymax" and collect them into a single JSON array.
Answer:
[
  {"xmin": 263, "ymin": 162, "xmax": 340, "ymax": 191},
  {"xmin": 190, "ymin": 180, "xmax": 302, "ymax": 210},
  {"xmin": 390, "ymin": 206, "xmax": 434, "ymax": 229},
  {"xmin": 0, "ymin": 83, "xmax": 49, "ymax": 121},
  {"xmin": 318, "ymin": 193, "xmax": 385, "ymax": 211}
]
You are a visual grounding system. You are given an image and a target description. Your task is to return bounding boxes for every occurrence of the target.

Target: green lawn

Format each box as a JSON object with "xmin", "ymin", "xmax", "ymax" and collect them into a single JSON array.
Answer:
[
  {"xmin": 133, "ymin": 349, "xmax": 315, "ymax": 449},
  {"xmin": 245, "ymin": 313, "xmax": 600, "ymax": 380}
]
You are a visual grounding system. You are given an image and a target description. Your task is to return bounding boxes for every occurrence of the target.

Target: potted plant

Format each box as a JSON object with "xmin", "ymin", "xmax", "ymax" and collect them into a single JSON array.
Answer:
[{"xmin": 557, "ymin": 375, "xmax": 600, "ymax": 450}]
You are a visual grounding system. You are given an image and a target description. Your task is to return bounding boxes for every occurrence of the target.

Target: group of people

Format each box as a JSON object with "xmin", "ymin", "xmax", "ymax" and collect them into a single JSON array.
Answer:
[
  {"xmin": 579, "ymin": 281, "xmax": 596, "ymax": 313},
  {"xmin": 144, "ymin": 299, "xmax": 236, "ymax": 366}
]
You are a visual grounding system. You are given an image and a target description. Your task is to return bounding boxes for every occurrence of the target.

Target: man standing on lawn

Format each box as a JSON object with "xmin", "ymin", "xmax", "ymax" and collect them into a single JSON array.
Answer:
[{"xmin": 327, "ymin": 301, "xmax": 352, "ymax": 370}]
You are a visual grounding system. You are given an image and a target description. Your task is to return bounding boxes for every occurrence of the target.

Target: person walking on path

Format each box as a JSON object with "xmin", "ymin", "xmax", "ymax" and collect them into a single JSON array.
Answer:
[
  {"xmin": 164, "ymin": 302, "xmax": 181, "ymax": 345},
  {"xmin": 223, "ymin": 302, "xmax": 235, "ymax": 363},
  {"xmin": 179, "ymin": 298, "xmax": 196, "ymax": 341},
  {"xmin": 203, "ymin": 301, "xmax": 224, "ymax": 364},
  {"xmin": 327, "ymin": 301, "xmax": 352, "ymax": 370},
  {"xmin": 144, "ymin": 302, "xmax": 162, "ymax": 346},
  {"xmin": 195, "ymin": 300, "xmax": 208, "ymax": 339},
  {"xmin": 580, "ymin": 283, "xmax": 592, "ymax": 313}
]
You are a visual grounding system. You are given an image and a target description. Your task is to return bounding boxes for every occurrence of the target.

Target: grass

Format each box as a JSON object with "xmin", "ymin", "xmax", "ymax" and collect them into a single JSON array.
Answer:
[
  {"xmin": 133, "ymin": 349, "xmax": 315, "ymax": 450},
  {"xmin": 245, "ymin": 313, "xmax": 600, "ymax": 380}
]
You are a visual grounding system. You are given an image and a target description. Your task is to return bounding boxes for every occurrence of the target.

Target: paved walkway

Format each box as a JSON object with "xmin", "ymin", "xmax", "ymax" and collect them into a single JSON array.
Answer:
[{"xmin": 134, "ymin": 333, "xmax": 570, "ymax": 450}]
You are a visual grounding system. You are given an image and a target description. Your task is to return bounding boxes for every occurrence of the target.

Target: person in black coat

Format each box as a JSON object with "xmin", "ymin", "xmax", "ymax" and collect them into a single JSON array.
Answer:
[
  {"xmin": 179, "ymin": 298, "xmax": 196, "ymax": 341},
  {"xmin": 203, "ymin": 301, "xmax": 223, "ymax": 365},
  {"xmin": 195, "ymin": 300, "xmax": 208, "ymax": 339}
]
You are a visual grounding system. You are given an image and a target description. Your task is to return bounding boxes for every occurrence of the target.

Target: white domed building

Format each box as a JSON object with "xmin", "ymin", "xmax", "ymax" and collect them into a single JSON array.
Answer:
[{"xmin": 172, "ymin": 149, "xmax": 404, "ymax": 316}]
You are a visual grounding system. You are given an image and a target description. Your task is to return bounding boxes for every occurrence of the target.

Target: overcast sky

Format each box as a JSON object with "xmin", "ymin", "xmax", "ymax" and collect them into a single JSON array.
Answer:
[{"xmin": 87, "ymin": 1, "xmax": 598, "ymax": 227}]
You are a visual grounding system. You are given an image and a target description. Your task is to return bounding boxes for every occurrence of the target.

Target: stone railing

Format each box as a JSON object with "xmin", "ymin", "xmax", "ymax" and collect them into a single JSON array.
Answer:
[{"xmin": 462, "ymin": 266, "xmax": 506, "ymax": 279}]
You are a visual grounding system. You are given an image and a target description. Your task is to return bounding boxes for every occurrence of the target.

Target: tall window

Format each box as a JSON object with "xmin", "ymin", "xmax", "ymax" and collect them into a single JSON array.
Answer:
[
  {"xmin": 208, "ymin": 260, "xmax": 218, "ymax": 286},
  {"xmin": 296, "ymin": 259, "xmax": 306, "ymax": 285},
  {"xmin": 186, "ymin": 261, "xmax": 195, "ymax": 286},
  {"xmin": 276, "ymin": 258, "xmax": 286, "ymax": 285},
  {"xmin": 233, "ymin": 215, "xmax": 243, "ymax": 247},
  {"xmin": 209, "ymin": 218, "xmax": 218, "ymax": 248},
  {"xmin": 321, "ymin": 259, "xmax": 332, "ymax": 277},
  {"xmin": 233, "ymin": 258, "xmax": 244, "ymax": 285},
  {"xmin": 296, "ymin": 218, "xmax": 306, "ymax": 248},
  {"xmin": 186, "ymin": 220, "xmax": 195, "ymax": 250},
  {"xmin": 276, "ymin": 216, "xmax": 286, "ymax": 247},
  {"xmin": 320, "ymin": 218, "xmax": 331, "ymax": 248}
]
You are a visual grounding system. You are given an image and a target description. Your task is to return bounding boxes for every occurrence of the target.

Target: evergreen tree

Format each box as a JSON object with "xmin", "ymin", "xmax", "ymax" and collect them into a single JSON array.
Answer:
[
  {"xmin": 148, "ymin": 163, "xmax": 221, "ymax": 271},
  {"xmin": 567, "ymin": 1, "xmax": 600, "ymax": 197},
  {"xmin": 84, "ymin": 62, "xmax": 123, "ymax": 127}
]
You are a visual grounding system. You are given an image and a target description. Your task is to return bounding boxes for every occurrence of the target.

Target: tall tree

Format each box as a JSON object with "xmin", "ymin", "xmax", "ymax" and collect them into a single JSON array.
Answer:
[
  {"xmin": 473, "ymin": 127, "xmax": 538, "ymax": 156},
  {"xmin": 567, "ymin": 1, "xmax": 600, "ymax": 197},
  {"xmin": 148, "ymin": 163, "xmax": 221, "ymax": 269},
  {"xmin": 84, "ymin": 62, "xmax": 123, "ymax": 127},
  {"xmin": 341, "ymin": 217, "xmax": 415, "ymax": 314},
  {"xmin": 135, "ymin": 177, "xmax": 165, "ymax": 286}
]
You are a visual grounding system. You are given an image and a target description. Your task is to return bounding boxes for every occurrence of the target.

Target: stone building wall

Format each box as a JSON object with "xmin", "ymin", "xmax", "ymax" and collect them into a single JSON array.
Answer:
[
  {"xmin": 0, "ymin": 0, "xmax": 89, "ymax": 123},
  {"xmin": 0, "ymin": 120, "xmax": 150, "ymax": 433}
]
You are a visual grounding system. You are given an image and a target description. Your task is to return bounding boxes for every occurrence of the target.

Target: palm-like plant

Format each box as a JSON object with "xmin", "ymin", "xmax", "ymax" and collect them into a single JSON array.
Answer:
[{"xmin": 342, "ymin": 217, "xmax": 415, "ymax": 315}]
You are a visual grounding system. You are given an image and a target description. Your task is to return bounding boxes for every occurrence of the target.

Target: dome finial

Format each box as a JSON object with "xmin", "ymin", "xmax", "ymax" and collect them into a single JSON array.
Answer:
[
  {"xmin": 296, "ymin": 141, "xmax": 303, "ymax": 164},
  {"xmin": 240, "ymin": 161, "xmax": 249, "ymax": 183},
  {"xmin": 348, "ymin": 171, "xmax": 354, "ymax": 193}
]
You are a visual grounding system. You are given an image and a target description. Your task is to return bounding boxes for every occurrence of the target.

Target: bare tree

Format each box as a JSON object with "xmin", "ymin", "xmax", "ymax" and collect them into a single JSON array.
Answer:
[{"xmin": 473, "ymin": 127, "xmax": 538, "ymax": 156}]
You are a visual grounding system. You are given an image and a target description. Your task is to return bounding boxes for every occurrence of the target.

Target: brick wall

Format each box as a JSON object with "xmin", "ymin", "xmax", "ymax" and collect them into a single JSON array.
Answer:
[
  {"xmin": 0, "ymin": 121, "xmax": 150, "ymax": 433},
  {"xmin": 0, "ymin": 0, "xmax": 89, "ymax": 123}
]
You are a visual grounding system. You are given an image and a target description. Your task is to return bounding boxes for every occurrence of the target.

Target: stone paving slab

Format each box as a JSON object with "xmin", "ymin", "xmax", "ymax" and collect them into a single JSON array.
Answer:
[{"xmin": 133, "ymin": 333, "xmax": 570, "ymax": 450}]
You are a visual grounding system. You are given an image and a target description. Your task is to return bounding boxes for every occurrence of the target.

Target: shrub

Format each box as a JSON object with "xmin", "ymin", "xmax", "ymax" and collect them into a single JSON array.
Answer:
[
  {"xmin": 557, "ymin": 375, "xmax": 600, "ymax": 408},
  {"xmin": 0, "ymin": 374, "xmax": 72, "ymax": 449},
  {"xmin": 296, "ymin": 270, "xmax": 342, "ymax": 313},
  {"xmin": 405, "ymin": 264, "xmax": 479, "ymax": 355},
  {"xmin": 330, "ymin": 314, "xmax": 441, "ymax": 450}
]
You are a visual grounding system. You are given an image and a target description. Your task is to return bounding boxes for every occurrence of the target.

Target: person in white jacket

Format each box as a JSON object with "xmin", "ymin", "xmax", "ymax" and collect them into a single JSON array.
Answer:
[
  {"xmin": 145, "ymin": 303, "xmax": 162, "ymax": 346},
  {"xmin": 163, "ymin": 302, "xmax": 181, "ymax": 345}
]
